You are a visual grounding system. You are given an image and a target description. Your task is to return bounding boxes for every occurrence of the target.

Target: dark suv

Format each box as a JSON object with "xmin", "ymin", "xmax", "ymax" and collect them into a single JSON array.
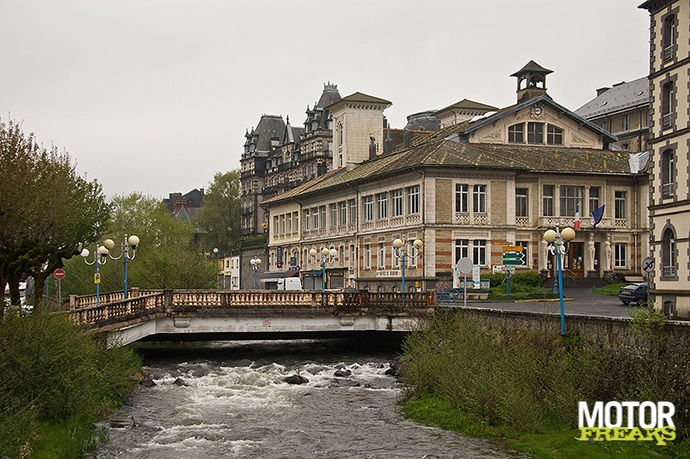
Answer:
[{"xmin": 618, "ymin": 283, "xmax": 648, "ymax": 306}]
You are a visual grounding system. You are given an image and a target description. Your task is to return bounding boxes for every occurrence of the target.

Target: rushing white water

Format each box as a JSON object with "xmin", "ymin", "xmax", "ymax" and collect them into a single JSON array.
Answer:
[{"xmin": 89, "ymin": 340, "xmax": 524, "ymax": 458}]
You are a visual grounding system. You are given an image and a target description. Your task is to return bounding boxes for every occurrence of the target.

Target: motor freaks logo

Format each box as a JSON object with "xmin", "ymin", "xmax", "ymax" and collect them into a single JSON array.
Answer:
[{"xmin": 578, "ymin": 401, "xmax": 676, "ymax": 445}]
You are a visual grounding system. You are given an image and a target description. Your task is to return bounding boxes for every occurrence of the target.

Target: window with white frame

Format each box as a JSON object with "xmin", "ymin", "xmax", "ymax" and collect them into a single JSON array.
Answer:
[
  {"xmin": 614, "ymin": 243, "xmax": 626, "ymax": 268},
  {"xmin": 543, "ymin": 185, "xmax": 554, "ymax": 216},
  {"xmin": 320, "ymin": 206, "xmax": 326, "ymax": 228},
  {"xmin": 287, "ymin": 213, "xmax": 292, "ymax": 233},
  {"xmin": 377, "ymin": 193, "xmax": 388, "ymax": 219},
  {"xmin": 473, "ymin": 239, "xmax": 487, "ymax": 266},
  {"xmin": 410, "ymin": 241, "xmax": 420, "ymax": 268},
  {"xmin": 330, "ymin": 204, "xmax": 337, "ymax": 226},
  {"xmin": 364, "ymin": 244, "xmax": 371, "ymax": 269},
  {"xmin": 614, "ymin": 191, "xmax": 627, "ymax": 219},
  {"xmin": 339, "ymin": 201, "xmax": 347, "ymax": 225},
  {"xmin": 527, "ymin": 122, "xmax": 544, "ymax": 144},
  {"xmin": 349, "ymin": 244, "xmax": 356, "ymax": 269},
  {"xmin": 455, "ymin": 239, "xmax": 469, "ymax": 262},
  {"xmin": 407, "ymin": 186, "xmax": 420, "ymax": 214},
  {"xmin": 348, "ymin": 199, "xmax": 357, "ymax": 224},
  {"xmin": 311, "ymin": 207, "xmax": 319, "ymax": 229},
  {"xmin": 515, "ymin": 188, "xmax": 528, "ymax": 217},
  {"xmin": 378, "ymin": 243, "xmax": 386, "ymax": 269},
  {"xmin": 589, "ymin": 187, "xmax": 600, "ymax": 215},
  {"xmin": 293, "ymin": 212, "xmax": 299, "ymax": 232},
  {"xmin": 455, "ymin": 184, "xmax": 469, "ymax": 213},
  {"xmin": 363, "ymin": 196, "xmax": 374, "ymax": 221},
  {"xmin": 559, "ymin": 186, "xmax": 583, "ymax": 217},
  {"xmin": 508, "ymin": 123, "xmax": 524, "ymax": 143},
  {"xmin": 392, "ymin": 189, "xmax": 403, "ymax": 217},
  {"xmin": 473, "ymin": 185, "xmax": 486, "ymax": 213}
]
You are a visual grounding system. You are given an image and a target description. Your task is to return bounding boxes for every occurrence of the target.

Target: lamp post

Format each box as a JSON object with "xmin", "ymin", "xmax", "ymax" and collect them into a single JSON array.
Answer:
[
  {"xmin": 80, "ymin": 244, "xmax": 110, "ymax": 305},
  {"xmin": 392, "ymin": 237, "xmax": 423, "ymax": 303},
  {"xmin": 309, "ymin": 246, "xmax": 336, "ymax": 291},
  {"xmin": 543, "ymin": 225, "xmax": 575, "ymax": 336},
  {"xmin": 102, "ymin": 235, "xmax": 140, "ymax": 299},
  {"xmin": 250, "ymin": 257, "xmax": 262, "ymax": 289}
]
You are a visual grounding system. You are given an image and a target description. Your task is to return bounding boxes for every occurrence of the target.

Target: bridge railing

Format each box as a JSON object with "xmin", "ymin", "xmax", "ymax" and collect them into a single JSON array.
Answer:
[
  {"xmin": 70, "ymin": 289, "xmax": 436, "ymax": 328},
  {"xmin": 71, "ymin": 292, "xmax": 165, "ymax": 325}
]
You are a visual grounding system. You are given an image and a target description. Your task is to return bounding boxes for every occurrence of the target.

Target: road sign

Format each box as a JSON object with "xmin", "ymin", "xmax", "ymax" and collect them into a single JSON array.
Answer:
[
  {"xmin": 53, "ymin": 268, "xmax": 65, "ymax": 280},
  {"xmin": 502, "ymin": 252, "xmax": 525, "ymax": 265},
  {"xmin": 642, "ymin": 257, "xmax": 655, "ymax": 273},
  {"xmin": 94, "ymin": 273, "xmax": 101, "ymax": 284},
  {"xmin": 502, "ymin": 245, "xmax": 524, "ymax": 253},
  {"xmin": 456, "ymin": 257, "xmax": 473, "ymax": 274}
]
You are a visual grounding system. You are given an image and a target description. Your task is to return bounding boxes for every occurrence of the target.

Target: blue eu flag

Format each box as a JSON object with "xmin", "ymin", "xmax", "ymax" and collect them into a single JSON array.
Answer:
[{"xmin": 591, "ymin": 204, "xmax": 605, "ymax": 229}]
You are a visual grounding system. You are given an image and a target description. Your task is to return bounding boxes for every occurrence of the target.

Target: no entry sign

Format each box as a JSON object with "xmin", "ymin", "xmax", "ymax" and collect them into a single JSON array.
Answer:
[{"xmin": 53, "ymin": 268, "xmax": 66, "ymax": 280}]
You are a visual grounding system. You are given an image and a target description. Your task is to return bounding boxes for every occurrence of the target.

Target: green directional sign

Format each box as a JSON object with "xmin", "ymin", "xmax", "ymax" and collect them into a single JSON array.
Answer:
[{"xmin": 503, "ymin": 252, "xmax": 525, "ymax": 266}]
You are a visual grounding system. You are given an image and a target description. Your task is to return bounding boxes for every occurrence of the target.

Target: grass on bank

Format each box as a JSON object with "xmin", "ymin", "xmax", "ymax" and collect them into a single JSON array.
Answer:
[
  {"xmin": 0, "ymin": 308, "xmax": 142, "ymax": 458},
  {"xmin": 398, "ymin": 307, "xmax": 690, "ymax": 459},
  {"xmin": 402, "ymin": 395, "xmax": 690, "ymax": 459}
]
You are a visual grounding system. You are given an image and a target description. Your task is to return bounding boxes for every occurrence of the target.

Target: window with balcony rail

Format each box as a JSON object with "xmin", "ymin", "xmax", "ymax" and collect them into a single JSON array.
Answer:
[
  {"xmin": 661, "ymin": 228, "xmax": 677, "ymax": 279},
  {"xmin": 661, "ymin": 82, "xmax": 674, "ymax": 129},
  {"xmin": 661, "ymin": 149, "xmax": 675, "ymax": 198},
  {"xmin": 662, "ymin": 15, "xmax": 676, "ymax": 62}
]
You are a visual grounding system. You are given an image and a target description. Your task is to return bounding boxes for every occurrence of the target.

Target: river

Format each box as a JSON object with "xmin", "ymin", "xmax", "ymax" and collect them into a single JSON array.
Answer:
[{"xmin": 88, "ymin": 339, "xmax": 524, "ymax": 458}]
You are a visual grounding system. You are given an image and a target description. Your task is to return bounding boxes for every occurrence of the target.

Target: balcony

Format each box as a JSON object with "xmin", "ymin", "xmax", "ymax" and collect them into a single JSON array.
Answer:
[
  {"xmin": 662, "ymin": 182, "xmax": 675, "ymax": 198},
  {"xmin": 663, "ymin": 45, "xmax": 674, "ymax": 62},
  {"xmin": 662, "ymin": 265, "xmax": 677, "ymax": 277},
  {"xmin": 662, "ymin": 112, "xmax": 674, "ymax": 130}
]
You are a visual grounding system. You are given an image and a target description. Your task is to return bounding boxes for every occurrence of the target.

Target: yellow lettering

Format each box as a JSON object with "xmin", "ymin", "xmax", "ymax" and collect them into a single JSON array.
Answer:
[{"xmin": 577, "ymin": 427, "xmax": 675, "ymax": 446}]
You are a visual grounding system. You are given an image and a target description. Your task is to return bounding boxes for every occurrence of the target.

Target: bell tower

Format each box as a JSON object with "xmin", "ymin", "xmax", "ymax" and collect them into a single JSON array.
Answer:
[{"xmin": 511, "ymin": 60, "xmax": 553, "ymax": 103}]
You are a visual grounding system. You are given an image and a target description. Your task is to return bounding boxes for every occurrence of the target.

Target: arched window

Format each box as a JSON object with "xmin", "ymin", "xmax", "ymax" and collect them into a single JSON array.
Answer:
[
  {"xmin": 661, "ymin": 149, "xmax": 675, "ymax": 197},
  {"xmin": 661, "ymin": 228, "xmax": 676, "ymax": 277},
  {"xmin": 661, "ymin": 82, "xmax": 674, "ymax": 129},
  {"xmin": 662, "ymin": 14, "xmax": 676, "ymax": 61}
]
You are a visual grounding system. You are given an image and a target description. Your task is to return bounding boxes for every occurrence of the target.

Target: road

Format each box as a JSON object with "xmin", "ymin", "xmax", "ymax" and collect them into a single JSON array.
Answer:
[{"xmin": 459, "ymin": 287, "xmax": 637, "ymax": 318}]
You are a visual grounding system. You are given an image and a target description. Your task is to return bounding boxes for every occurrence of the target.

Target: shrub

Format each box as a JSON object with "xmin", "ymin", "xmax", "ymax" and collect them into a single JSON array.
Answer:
[{"xmin": 0, "ymin": 310, "xmax": 141, "ymax": 457}]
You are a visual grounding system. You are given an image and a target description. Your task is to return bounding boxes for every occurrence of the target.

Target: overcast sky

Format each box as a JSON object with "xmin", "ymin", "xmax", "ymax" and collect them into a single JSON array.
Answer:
[{"xmin": 1, "ymin": 1, "xmax": 650, "ymax": 200}]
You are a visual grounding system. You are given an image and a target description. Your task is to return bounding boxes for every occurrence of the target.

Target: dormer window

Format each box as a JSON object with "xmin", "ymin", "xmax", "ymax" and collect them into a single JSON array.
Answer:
[
  {"xmin": 508, "ymin": 123, "xmax": 524, "ymax": 143},
  {"xmin": 509, "ymin": 122, "xmax": 563, "ymax": 145},
  {"xmin": 547, "ymin": 125, "xmax": 563, "ymax": 145},
  {"xmin": 527, "ymin": 122, "xmax": 544, "ymax": 143}
]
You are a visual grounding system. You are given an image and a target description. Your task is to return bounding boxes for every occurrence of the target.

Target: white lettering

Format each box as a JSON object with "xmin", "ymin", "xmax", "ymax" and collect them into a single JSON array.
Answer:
[
  {"xmin": 639, "ymin": 401, "xmax": 656, "ymax": 429},
  {"xmin": 605, "ymin": 402, "xmax": 623, "ymax": 428},
  {"xmin": 658, "ymin": 401, "xmax": 675, "ymax": 428},
  {"xmin": 579, "ymin": 401, "xmax": 603, "ymax": 428},
  {"xmin": 621, "ymin": 401, "xmax": 639, "ymax": 429}
]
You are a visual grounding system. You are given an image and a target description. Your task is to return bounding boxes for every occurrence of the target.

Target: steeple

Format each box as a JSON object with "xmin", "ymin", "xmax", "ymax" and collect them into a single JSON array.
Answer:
[{"xmin": 511, "ymin": 60, "xmax": 552, "ymax": 103}]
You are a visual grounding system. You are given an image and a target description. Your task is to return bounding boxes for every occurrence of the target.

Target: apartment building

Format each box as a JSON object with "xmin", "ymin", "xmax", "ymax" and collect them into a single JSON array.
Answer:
[{"xmin": 640, "ymin": 0, "xmax": 690, "ymax": 318}]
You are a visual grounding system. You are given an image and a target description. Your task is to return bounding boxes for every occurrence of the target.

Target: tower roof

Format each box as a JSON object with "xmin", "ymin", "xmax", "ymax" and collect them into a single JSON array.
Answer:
[{"xmin": 510, "ymin": 60, "xmax": 553, "ymax": 77}]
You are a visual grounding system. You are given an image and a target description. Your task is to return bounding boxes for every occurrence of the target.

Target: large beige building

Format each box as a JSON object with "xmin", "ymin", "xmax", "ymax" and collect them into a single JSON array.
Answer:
[
  {"xmin": 640, "ymin": 0, "xmax": 690, "ymax": 318},
  {"xmin": 262, "ymin": 62, "xmax": 650, "ymax": 293}
]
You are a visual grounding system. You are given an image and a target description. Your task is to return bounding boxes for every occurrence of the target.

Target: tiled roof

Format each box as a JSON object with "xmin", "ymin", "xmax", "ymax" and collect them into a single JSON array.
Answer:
[
  {"xmin": 434, "ymin": 98, "xmax": 499, "ymax": 115},
  {"xmin": 574, "ymin": 77, "xmax": 649, "ymax": 119},
  {"xmin": 265, "ymin": 131, "xmax": 635, "ymax": 205},
  {"xmin": 327, "ymin": 92, "xmax": 392, "ymax": 109}
]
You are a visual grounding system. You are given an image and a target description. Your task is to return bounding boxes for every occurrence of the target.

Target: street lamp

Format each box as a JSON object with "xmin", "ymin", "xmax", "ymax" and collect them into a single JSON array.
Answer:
[
  {"xmin": 102, "ymin": 235, "xmax": 140, "ymax": 299},
  {"xmin": 543, "ymin": 225, "xmax": 576, "ymax": 336},
  {"xmin": 250, "ymin": 257, "xmax": 262, "ymax": 289},
  {"xmin": 80, "ymin": 244, "xmax": 110, "ymax": 305},
  {"xmin": 392, "ymin": 237, "xmax": 423, "ymax": 302},
  {"xmin": 309, "ymin": 246, "xmax": 336, "ymax": 291}
]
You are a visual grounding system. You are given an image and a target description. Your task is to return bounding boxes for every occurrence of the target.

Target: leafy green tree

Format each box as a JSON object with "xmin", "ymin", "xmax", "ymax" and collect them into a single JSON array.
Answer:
[
  {"xmin": 62, "ymin": 193, "xmax": 218, "ymax": 295},
  {"xmin": 195, "ymin": 170, "xmax": 241, "ymax": 255},
  {"xmin": 0, "ymin": 118, "xmax": 109, "ymax": 306}
]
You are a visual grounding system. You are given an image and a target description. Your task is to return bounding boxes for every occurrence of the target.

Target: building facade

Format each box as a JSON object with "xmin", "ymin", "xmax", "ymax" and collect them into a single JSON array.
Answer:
[
  {"xmin": 575, "ymin": 77, "xmax": 650, "ymax": 152},
  {"xmin": 262, "ymin": 63, "xmax": 650, "ymax": 293},
  {"xmin": 640, "ymin": 0, "xmax": 690, "ymax": 318}
]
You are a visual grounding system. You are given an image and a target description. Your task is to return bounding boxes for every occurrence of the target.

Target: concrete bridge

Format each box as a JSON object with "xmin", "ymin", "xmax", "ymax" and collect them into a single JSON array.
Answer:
[{"xmin": 68, "ymin": 290, "xmax": 436, "ymax": 347}]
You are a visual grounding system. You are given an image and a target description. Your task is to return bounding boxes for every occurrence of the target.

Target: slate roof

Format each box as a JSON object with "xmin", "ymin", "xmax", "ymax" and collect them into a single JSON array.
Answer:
[
  {"xmin": 327, "ymin": 92, "xmax": 392, "ymax": 110},
  {"xmin": 246, "ymin": 115, "xmax": 286, "ymax": 152},
  {"xmin": 574, "ymin": 77, "xmax": 649, "ymax": 119}
]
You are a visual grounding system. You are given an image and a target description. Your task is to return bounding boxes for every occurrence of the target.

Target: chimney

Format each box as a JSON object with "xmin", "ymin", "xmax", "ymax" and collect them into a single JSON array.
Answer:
[
  {"xmin": 384, "ymin": 123, "xmax": 393, "ymax": 155},
  {"xmin": 369, "ymin": 136, "xmax": 377, "ymax": 160},
  {"xmin": 596, "ymin": 87, "xmax": 610, "ymax": 96},
  {"xmin": 403, "ymin": 128, "xmax": 411, "ymax": 148}
]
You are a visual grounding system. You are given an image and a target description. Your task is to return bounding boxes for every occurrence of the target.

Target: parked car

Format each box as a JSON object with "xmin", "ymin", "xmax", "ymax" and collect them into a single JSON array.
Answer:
[{"xmin": 618, "ymin": 283, "xmax": 648, "ymax": 306}]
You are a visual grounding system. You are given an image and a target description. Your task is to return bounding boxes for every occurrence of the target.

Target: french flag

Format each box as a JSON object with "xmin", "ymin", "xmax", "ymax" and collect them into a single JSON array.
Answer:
[{"xmin": 574, "ymin": 204, "xmax": 581, "ymax": 230}]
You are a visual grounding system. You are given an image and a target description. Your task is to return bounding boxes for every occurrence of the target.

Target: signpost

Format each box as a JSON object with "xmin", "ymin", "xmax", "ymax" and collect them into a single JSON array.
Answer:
[
  {"xmin": 53, "ymin": 268, "xmax": 65, "ymax": 306},
  {"xmin": 502, "ymin": 246, "xmax": 524, "ymax": 296},
  {"xmin": 455, "ymin": 257, "xmax": 473, "ymax": 308}
]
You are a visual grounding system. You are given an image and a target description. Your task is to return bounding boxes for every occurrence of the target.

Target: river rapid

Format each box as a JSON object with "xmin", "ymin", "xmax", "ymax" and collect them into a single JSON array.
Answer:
[{"xmin": 88, "ymin": 339, "xmax": 523, "ymax": 459}]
